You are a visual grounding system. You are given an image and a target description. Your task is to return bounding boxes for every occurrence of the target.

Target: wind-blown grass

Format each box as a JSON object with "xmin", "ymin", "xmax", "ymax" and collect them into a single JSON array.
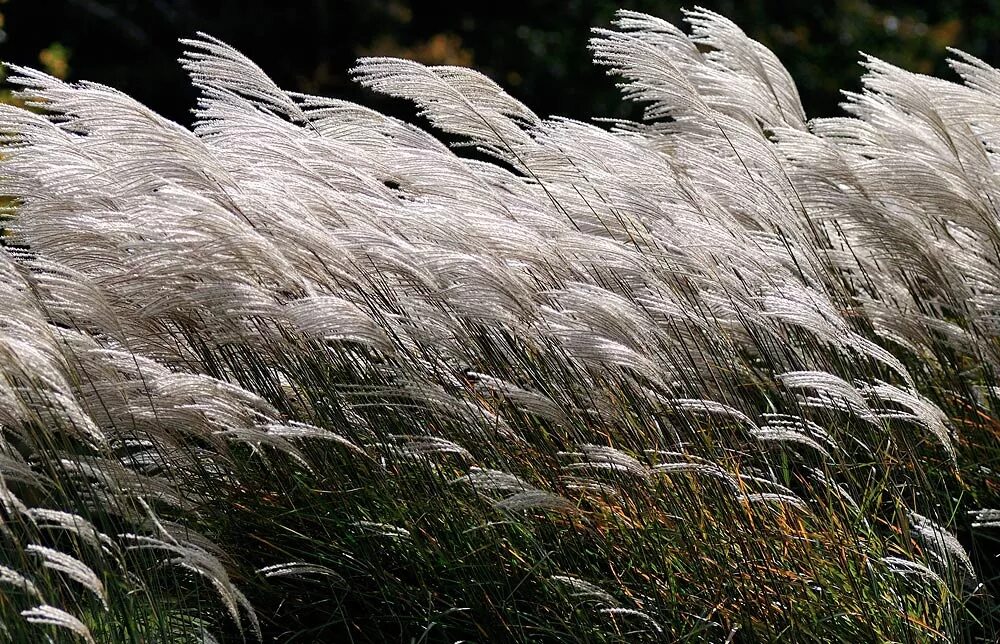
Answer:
[{"xmin": 0, "ymin": 7, "xmax": 998, "ymax": 642}]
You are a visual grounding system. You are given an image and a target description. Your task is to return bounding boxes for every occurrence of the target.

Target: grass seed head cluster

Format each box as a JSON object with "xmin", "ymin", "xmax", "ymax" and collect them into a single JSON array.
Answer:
[{"xmin": 0, "ymin": 7, "xmax": 997, "ymax": 642}]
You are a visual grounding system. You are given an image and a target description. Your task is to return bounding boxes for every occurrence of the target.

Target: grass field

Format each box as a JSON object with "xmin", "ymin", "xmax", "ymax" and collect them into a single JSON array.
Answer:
[{"xmin": 0, "ymin": 8, "xmax": 997, "ymax": 642}]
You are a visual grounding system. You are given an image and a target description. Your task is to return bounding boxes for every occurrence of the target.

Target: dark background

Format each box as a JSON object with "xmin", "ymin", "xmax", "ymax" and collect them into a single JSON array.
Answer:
[{"xmin": 1, "ymin": 0, "xmax": 997, "ymax": 124}]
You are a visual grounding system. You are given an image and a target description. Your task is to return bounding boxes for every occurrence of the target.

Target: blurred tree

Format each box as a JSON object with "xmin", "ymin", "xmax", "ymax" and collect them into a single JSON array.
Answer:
[{"xmin": 37, "ymin": 41, "xmax": 69, "ymax": 78}]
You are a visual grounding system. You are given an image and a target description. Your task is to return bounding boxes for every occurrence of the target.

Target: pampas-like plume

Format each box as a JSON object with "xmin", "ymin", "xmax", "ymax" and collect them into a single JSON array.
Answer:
[{"xmin": 0, "ymin": 7, "xmax": 998, "ymax": 642}]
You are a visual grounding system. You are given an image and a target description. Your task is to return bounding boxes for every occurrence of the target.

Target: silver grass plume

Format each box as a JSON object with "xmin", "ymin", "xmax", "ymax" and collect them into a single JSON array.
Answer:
[{"xmin": 0, "ymin": 6, "xmax": 996, "ymax": 642}]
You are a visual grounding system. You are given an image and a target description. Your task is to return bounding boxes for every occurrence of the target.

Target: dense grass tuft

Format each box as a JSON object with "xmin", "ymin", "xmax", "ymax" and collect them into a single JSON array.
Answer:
[{"xmin": 0, "ymin": 8, "xmax": 998, "ymax": 642}]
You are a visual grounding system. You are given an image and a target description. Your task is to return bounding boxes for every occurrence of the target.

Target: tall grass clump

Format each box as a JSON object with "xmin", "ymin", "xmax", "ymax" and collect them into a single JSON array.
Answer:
[{"xmin": 0, "ymin": 7, "xmax": 997, "ymax": 642}]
